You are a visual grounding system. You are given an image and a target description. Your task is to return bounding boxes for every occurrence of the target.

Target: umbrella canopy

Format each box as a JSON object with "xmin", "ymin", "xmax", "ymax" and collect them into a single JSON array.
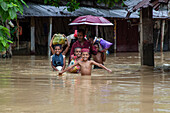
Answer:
[{"xmin": 69, "ymin": 15, "xmax": 113, "ymax": 26}]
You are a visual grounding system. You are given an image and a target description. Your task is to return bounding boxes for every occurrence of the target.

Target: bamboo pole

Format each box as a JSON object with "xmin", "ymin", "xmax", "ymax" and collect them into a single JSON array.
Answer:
[
  {"xmin": 114, "ymin": 20, "xmax": 116, "ymax": 53},
  {"xmin": 96, "ymin": 25, "xmax": 98, "ymax": 37},
  {"xmin": 48, "ymin": 17, "xmax": 52, "ymax": 56},
  {"xmin": 31, "ymin": 17, "xmax": 35, "ymax": 54},
  {"xmin": 160, "ymin": 20, "xmax": 165, "ymax": 53},
  {"xmin": 155, "ymin": 29, "xmax": 160, "ymax": 52},
  {"xmin": 16, "ymin": 20, "xmax": 19, "ymax": 50}
]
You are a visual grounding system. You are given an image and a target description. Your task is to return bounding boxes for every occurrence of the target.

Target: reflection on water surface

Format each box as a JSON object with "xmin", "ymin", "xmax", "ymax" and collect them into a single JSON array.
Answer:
[{"xmin": 0, "ymin": 52, "xmax": 170, "ymax": 113}]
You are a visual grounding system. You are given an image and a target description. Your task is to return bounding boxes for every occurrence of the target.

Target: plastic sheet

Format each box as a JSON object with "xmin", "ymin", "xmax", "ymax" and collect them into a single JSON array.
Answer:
[
  {"xmin": 100, "ymin": 39, "xmax": 113, "ymax": 49},
  {"xmin": 53, "ymin": 34, "xmax": 66, "ymax": 45}
]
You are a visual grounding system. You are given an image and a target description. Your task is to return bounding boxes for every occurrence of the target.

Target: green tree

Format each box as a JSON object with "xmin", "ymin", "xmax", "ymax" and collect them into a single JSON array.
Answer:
[
  {"xmin": 0, "ymin": 0, "xmax": 27, "ymax": 53},
  {"xmin": 97, "ymin": 0, "xmax": 124, "ymax": 7}
]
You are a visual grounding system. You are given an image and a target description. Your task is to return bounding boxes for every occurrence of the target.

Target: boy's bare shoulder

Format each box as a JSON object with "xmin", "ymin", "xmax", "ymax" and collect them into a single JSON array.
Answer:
[{"xmin": 89, "ymin": 60, "xmax": 96, "ymax": 64}]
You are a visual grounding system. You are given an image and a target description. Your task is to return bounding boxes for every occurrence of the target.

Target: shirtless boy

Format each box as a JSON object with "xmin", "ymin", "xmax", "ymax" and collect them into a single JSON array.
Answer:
[
  {"xmin": 59, "ymin": 48, "xmax": 112, "ymax": 76},
  {"xmin": 93, "ymin": 43, "xmax": 106, "ymax": 69}
]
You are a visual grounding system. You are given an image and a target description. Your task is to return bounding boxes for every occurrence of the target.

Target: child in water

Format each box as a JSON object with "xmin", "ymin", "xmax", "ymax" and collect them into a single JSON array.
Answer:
[
  {"xmin": 59, "ymin": 48, "xmax": 112, "ymax": 76},
  {"xmin": 68, "ymin": 47, "xmax": 82, "ymax": 73},
  {"xmin": 49, "ymin": 34, "xmax": 70, "ymax": 55},
  {"xmin": 93, "ymin": 42, "xmax": 106, "ymax": 69},
  {"xmin": 51, "ymin": 44, "xmax": 66, "ymax": 71}
]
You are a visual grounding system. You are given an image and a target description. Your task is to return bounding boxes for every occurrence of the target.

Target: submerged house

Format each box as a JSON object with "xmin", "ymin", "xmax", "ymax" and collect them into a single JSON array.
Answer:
[{"xmin": 13, "ymin": 1, "xmax": 170, "ymax": 55}]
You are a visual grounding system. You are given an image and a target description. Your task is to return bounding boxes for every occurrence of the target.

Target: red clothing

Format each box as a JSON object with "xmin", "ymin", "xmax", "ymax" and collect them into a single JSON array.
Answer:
[{"xmin": 70, "ymin": 40, "xmax": 97, "ymax": 56}]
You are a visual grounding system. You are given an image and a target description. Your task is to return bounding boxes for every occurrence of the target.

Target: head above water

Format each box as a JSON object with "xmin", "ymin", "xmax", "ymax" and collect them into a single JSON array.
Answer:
[
  {"xmin": 54, "ymin": 44, "xmax": 62, "ymax": 55},
  {"xmin": 94, "ymin": 42, "xmax": 99, "ymax": 51},
  {"xmin": 88, "ymin": 34, "xmax": 95, "ymax": 43},
  {"xmin": 74, "ymin": 47, "xmax": 82, "ymax": 58},
  {"xmin": 77, "ymin": 29, "xmax": 85, "ymax": 42},
  {"xmin": 81, "ymin": 48, "xmax": 90, "ymax": 61}
]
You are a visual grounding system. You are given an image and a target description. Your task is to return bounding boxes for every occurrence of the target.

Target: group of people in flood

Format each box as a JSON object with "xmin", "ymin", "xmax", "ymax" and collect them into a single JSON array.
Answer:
[{"xmin": 50, "ymin": 29, "xmax": 112, "ymax": 76}]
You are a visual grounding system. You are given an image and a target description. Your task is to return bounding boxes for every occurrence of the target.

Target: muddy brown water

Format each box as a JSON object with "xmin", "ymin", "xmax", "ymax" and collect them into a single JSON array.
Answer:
[{"xmin": 0, "ymin": 52, "xmax": 170, "ymax": 113}]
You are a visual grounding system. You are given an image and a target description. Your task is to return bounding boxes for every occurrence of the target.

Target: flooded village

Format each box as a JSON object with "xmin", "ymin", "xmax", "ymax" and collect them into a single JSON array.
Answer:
[{"xmin": 0, "ymin": 0, "xmax": 170, "ymax": 113}]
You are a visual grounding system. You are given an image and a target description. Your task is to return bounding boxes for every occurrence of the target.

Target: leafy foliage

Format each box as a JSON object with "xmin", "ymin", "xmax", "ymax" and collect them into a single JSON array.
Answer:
[
  {"xmin": 0, "ymin": 0, "xmax": 28, "ymax": 52},
  {"xmin": 0, "ymin": 25, "xmax": 11, "ymax": 51},
  {"xmin": 97, "ymin": 0, "xmax": 125, "ymax": 7},
  {"xmin": 44, "ymin": 0, "xmax": 80, "ymax": 12},
  {"xmin": 44, "ymin": 0, "xmax": 124, "ymax": 12},
  {"xmin": 66, "ymin": 0, "xmax": 80, "ymax": 12}
]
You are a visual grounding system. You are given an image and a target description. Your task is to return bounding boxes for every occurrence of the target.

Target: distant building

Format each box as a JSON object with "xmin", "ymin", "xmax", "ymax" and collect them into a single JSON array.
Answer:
[{"xmin": 12, "ymin": 1, "xmax": 169, "ymax": 55}]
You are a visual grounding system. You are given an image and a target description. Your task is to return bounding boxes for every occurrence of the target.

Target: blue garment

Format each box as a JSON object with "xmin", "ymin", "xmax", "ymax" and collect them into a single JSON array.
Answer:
[{"xmin": 52, "ymin": 53, "xmax": 64, "ymax": 67}]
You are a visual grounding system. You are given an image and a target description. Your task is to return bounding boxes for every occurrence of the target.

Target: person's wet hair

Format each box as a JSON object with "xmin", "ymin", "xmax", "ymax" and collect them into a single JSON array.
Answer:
[
  {"xmin": 54, "ymin": 44, "xmax": 62, "ymax": 49},
  {"xmin": 89, "ymin": 34, "xmax": 95, "ymax": 39},
  {"xmin": 94, "ymin": 42, "xmax": 99, "ymax": 48},
  {"xmin": 78, "ymin": 29, "xmax": 85, "ymax": 37},
  {"xmin": 74, "ymin": 47, "xmax": 81, "ymax": 51}
]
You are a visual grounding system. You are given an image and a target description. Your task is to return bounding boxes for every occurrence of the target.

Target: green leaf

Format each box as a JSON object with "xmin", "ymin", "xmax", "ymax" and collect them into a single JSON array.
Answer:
[
  {"xmin": 9, "ymin": 8, "xmax": 17, "ymax": 19},
  {"xmin": 17, "ymin": 2, "xmax": 23, "ymax": 13},
  {"xmin": 66, "ymin": 2, "xmax": 70, "ymax": 6},
  {"xmin": 0, "ymin": 25, "xmax": 9, "ymax": 31},
  {"xmin": 20, "ymin": 0, "xmax": 28, "ymax": 8},
  {"xmin": 6, "ymin": 32, "xmax": 10, "ymax": 37},
  {"xmin": 7, "ymin": 3, "xmax": 13, "ymax": 8},
  {"xmin": 0, "ymin": 26, "xmax": 10, "ymax": 37},
  {"xmin": 121, "ymin": 2, "xmax": 124, "ymax": 6},
  {"xmin": 115, "ymin": 0, "xmax": 119, "ymax": 3},
  {"xmin": 0, "ymin": 44, "xmax": 2, "ymax": 52},
  {"xmin": 0, "ymin": 31, "xmax": 3, "ymax": 36},
  {"xmin": 11, "ymin": 3, "xmax": 17, "ymax": 7},
  {"xmin": 1, "ymin": 2, "xmax": 8, "ymax": 11},
  {"xmin": 0, "ymin": 36, "xmax": 3, "ymax": 40},
  {"xmin": 44, "ymin": 0, "xmax": 48, "ymax": 4},
  {"xmin": 6, "ymin": 40, "xmax": 13, "ymax": 43},
  {"xmin": 1, "ymin": 40, "xmax": 6, "ymax": 47},
  {"xmin": 13, "ymin": 6, "xmax": 18, "ymax": 12},
  {"xmin": 1, "ymin": 11, "xmax": 9, "ymax": 22},
  {"xmin": 6, "ymin": 43, "xmax": 9, "ymax": 49},
  {"xmin": 0, "ymin": 0, "xmax": 3, "ymax": 2},
  {"xmin": 0, "ymin": 6, "xmax": 3, "ymax": 15}
]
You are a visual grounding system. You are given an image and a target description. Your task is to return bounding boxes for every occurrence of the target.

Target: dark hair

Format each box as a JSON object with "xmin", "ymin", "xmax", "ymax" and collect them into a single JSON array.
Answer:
[
  {"xmin": 89, "ymin": 34, "xmax": 95, "ymax": 39},
  {"xmin": 74, "ymin": 47, "xmax": 81, "ymax": 51},
  {"xmin": 94, "ymin": 42, "xmax": 99, "ymax": 47},
  {"xmin": 54, "ymin": 44, "xmax": 62, "ymax": 49},
  {"xmin": 78, "ymin": 29, "xmax": 85, "ymax": 37}
]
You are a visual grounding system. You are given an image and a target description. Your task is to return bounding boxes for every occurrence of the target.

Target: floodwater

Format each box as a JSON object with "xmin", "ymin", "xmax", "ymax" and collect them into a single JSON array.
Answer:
[{"xmin": 0, "ymin": 52, "xmax": 170, "ymax": 113}]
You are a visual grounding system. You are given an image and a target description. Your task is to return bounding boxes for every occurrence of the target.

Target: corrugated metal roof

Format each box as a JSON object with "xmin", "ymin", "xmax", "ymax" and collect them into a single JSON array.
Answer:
[
  {"xmin": 17, "ymin": 3, "xmax": 169, "ymax": 19},
  {"xmin": 159, "ymin": 0, "xmax": 169, "ymax": 3},
  {"xmin": 17, "ymin": 3, "xmax": 139, "ymax": 18},
  {"xmin": 124, "ymin": 0, "xmax": 169, "ymax": 19},
  {"xmin": 124, "ymin": 0, "xmax": 169, "ymax": 11}
]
